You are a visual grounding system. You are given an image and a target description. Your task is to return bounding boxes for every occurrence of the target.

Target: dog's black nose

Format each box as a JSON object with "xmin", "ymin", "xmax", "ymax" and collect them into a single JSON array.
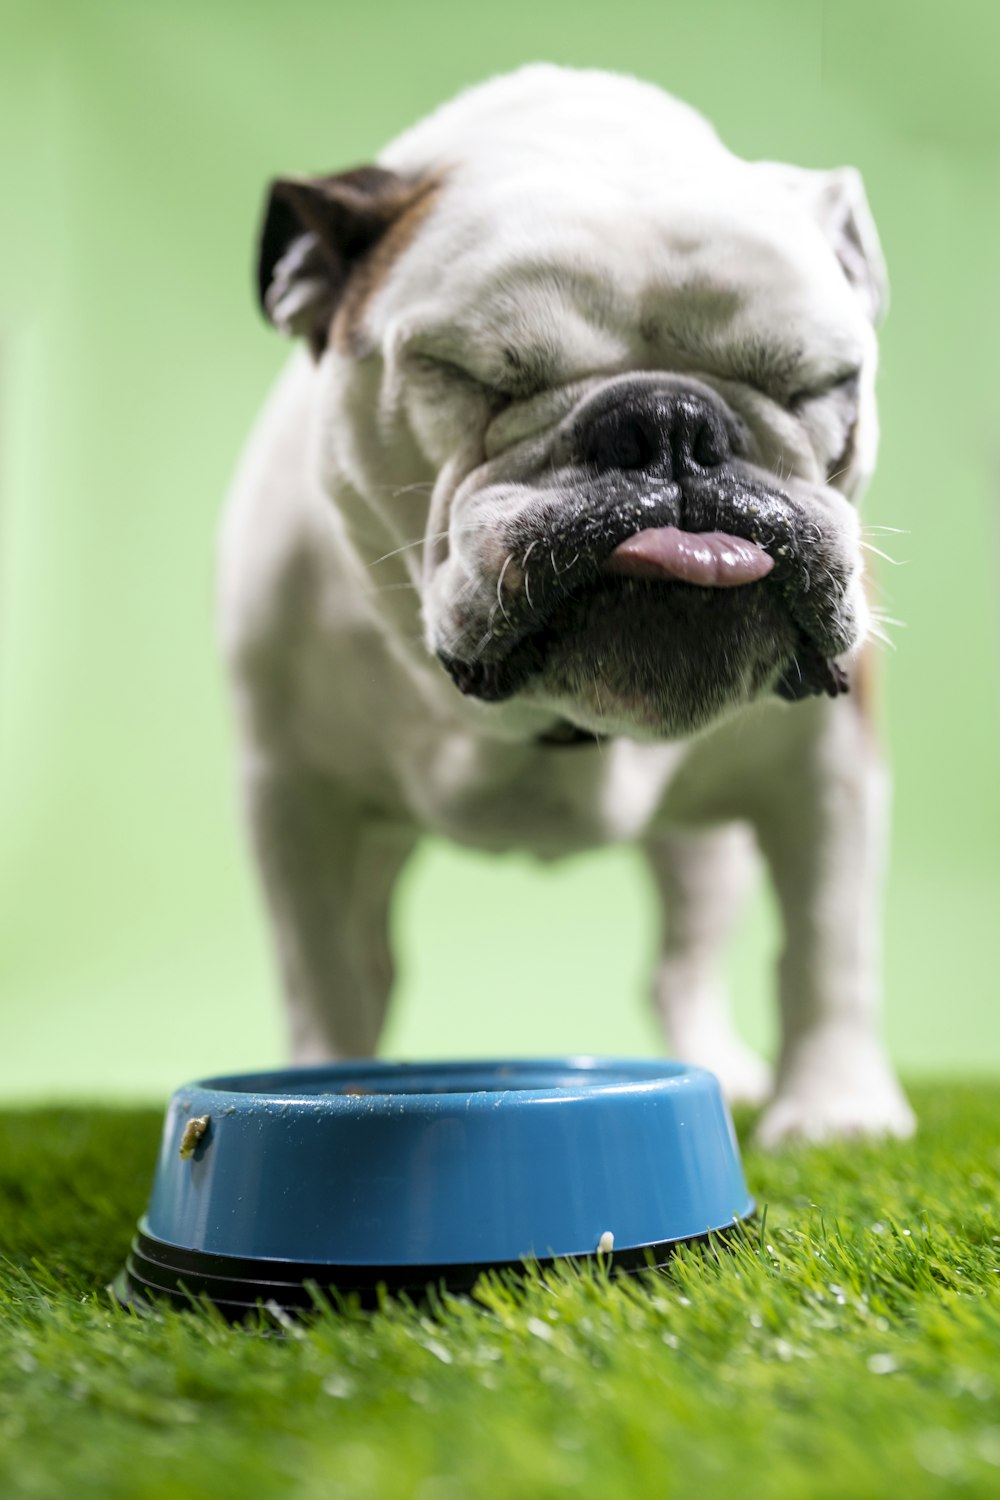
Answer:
[{"xmin": 579, "ymin": 388, "xmax": 732, "ymax": 477}]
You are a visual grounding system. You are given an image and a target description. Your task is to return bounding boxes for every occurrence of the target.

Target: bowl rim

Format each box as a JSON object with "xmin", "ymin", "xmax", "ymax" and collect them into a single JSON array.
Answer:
[{"xmin": 184, "ymin": 1056, "xmax": 717, "ymax": 1114}]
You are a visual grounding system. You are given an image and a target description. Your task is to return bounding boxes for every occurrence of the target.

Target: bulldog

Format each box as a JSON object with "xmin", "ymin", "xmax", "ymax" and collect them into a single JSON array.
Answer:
[{"xmin": 219, "ymin": 64, "xmax": 915, "ymax": 1144}]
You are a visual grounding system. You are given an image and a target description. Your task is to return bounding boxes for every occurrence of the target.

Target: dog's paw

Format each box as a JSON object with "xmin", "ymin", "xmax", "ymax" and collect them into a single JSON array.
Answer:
[
  {"xmin": 752, "ymin": 1029, "xmax": 916, "ymax": 1149},
  {"xmin": 713, "ymin": 1044, "xmax": 775, "ymax": 1110},
  {"xmin": 754, "ymin": 1077, "xmax": 916, "ymax": 1149},
  {"xmin": 673, "ymin": 1034, "xmax": 774, "ymax": 1109}
]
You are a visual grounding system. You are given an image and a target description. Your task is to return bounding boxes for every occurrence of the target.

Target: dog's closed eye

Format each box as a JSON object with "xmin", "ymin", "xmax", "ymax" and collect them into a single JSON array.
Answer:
[
  {"xmin": 409, "ymin": 352, "xmax": 515, "ymax": 407},
  {"xmin": 786, "ymin": 367, "xmax": 861, "ymax": 412},
  {"xmin": 408, "ymin": 333, "xmax": 556, "ymax": 403}
]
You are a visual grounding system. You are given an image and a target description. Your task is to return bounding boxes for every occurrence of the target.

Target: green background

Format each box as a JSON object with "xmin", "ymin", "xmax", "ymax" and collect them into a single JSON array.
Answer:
[{"xmin": 2, "ymin": 0, "xmax": 998, "ymax": 1103}]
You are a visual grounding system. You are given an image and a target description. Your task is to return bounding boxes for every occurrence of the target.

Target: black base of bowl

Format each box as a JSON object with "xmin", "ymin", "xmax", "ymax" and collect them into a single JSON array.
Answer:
[{"xmin": 111, "ymin": 1219, "xmax": 752, "ymax": 1321}]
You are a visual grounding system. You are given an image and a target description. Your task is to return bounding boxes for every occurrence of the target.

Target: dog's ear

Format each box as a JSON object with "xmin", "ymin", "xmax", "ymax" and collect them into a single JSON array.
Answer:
[
  {"xmin": 256, "ymin": 167, "xmax": 421, "ymax": 357},
  {"xmin": 759, "ymin": 163, "xmax": 889, "ymax": 325}
]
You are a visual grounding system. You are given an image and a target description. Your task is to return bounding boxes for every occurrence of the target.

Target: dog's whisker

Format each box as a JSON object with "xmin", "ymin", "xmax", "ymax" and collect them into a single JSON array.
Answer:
[
  {"xmin": 859, "ymin": 540, "xmax": 905, "ymax": 566},
  {"xmin": 865, "ymin": 621, "xmax": 896, "ymax": 652},
  {"xmin": 468, "ymin": 595, "xmax": 504, "ymax": 662},
  {"xmin": 495, "ymin": 554, "xmax": 514, "ymax": 623},
  {"xmin": 471, "ymin": 622, "xmax": 496, "ymax": 661},
  {"xmin": 367, "ymin": 533, "xmax": 446, "ymax": 568},
  {"xmin": 365, "ymin": 480, "xmax": 436, "ymax": 499},
  {"xmin": 811, "ymin": 559, "xmax": 838, "ymax": 592},
  {"xmin": 860, "ymin": 572, "xmax": 900, "ymax": 602},
  {"xmin": 591, "ymin": 675, "xmax": 606, "ymax": 756},
  {"xmin": 367, "ymin": 522, "xmax": 489, "ymax": 570},
  {"xmin": 388, "ymin": 482, "xmax": 435, "ymax": 497},
  {"xmin": 522, "ymin": 539, "xmax": 540, "ymax": 611}
]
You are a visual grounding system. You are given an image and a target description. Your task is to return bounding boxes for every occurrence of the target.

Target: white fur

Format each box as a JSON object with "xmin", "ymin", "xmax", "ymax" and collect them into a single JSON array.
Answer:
[{"xmin": 219, "ymin": 66, "xmax": 914, "ymax": 1145}]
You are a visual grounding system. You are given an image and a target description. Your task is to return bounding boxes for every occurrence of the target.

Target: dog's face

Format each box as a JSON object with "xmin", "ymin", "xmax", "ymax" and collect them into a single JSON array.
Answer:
[{"xmin": 258, "ymin": 67, "xmax": 886, "ymax": 740}]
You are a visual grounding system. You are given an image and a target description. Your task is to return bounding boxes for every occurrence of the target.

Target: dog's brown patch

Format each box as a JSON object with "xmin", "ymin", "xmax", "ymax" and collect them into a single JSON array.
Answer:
[
  {"xmin": 332, "ymin": 175, "xmax": 444, "ymax": 357},
  {"xmin": 850, "ymin": 569, "xmax": 884, "ymax": 745},
  {"xmin": 851, "ymin": 634, "xmax": 877, "ymax": 726}
]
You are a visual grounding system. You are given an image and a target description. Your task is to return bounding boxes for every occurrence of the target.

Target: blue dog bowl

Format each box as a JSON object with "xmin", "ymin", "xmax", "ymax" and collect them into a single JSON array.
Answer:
[{"xmin": 114, "ymin": 1058, "xmax": 753, "ymax": 1317}]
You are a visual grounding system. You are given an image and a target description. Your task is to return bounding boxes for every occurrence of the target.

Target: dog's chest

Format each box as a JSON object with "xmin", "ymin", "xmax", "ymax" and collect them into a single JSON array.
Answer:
[{"xmin": 392, "ymin": 733, "xmax": 689, "ymax": 855}]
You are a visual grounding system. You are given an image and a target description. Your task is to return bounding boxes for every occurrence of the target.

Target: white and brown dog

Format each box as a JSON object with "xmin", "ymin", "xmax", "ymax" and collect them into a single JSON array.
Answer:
[{"xmin": 219, "ymin": 64, "xmax": 915, "ymax": 1145}]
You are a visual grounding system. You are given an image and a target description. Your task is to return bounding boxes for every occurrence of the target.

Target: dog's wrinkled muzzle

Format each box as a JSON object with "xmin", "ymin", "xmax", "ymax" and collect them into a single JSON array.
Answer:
[{"xmin": 437, "ymin": 381, "xmax": 855, "ymax": 708}]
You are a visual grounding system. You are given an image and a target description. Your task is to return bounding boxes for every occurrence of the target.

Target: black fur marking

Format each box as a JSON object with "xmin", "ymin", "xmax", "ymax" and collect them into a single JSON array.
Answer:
[{"xmin": 775, "ymin": 646, "xmax": 850, "ymax": 701}]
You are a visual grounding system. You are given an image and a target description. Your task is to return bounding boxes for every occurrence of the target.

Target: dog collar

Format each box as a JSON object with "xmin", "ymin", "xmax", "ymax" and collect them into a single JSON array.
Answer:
[{"xmin": 536, "ymin": 721, "xmax": 605, "ymax": 747}]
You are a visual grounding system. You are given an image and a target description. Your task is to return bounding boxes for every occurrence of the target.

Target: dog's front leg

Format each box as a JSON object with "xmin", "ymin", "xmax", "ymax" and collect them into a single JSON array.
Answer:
[
  {"xmin": 242, "ymin": 759, "xmax": 417, "ymax": 1062},
  {"xmin": 751, "ymin": 698, "xmax": 915, "ymax": 1146},
  {"xmin": 644, "ymin": 823, "xmax": 774, "ymax": 1107}
]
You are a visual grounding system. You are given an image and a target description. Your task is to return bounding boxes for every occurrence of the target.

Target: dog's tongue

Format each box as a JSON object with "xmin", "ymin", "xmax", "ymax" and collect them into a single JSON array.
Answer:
[{"xmin": 607, "ymin": 527, "xmax": 774, "ymax": 588}]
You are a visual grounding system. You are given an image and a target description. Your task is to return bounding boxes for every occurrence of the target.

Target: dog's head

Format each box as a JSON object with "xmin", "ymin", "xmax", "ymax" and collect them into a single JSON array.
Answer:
[{"xmin": 256, "ymin": 66, "xmax": 887, "ymax": 741}]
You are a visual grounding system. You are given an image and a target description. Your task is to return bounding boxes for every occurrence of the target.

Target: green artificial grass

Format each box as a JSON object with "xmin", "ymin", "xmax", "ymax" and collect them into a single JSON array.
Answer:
[{"xmin": 1, "ymin": 1084, "xmax": 999, "ymax": 1499}]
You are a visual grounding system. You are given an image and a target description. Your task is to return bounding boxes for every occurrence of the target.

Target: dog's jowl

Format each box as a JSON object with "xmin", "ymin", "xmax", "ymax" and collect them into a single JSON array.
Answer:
[{"xmin": 219, "ymin": 65, "xmax": 914, "ymax": 1145}]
